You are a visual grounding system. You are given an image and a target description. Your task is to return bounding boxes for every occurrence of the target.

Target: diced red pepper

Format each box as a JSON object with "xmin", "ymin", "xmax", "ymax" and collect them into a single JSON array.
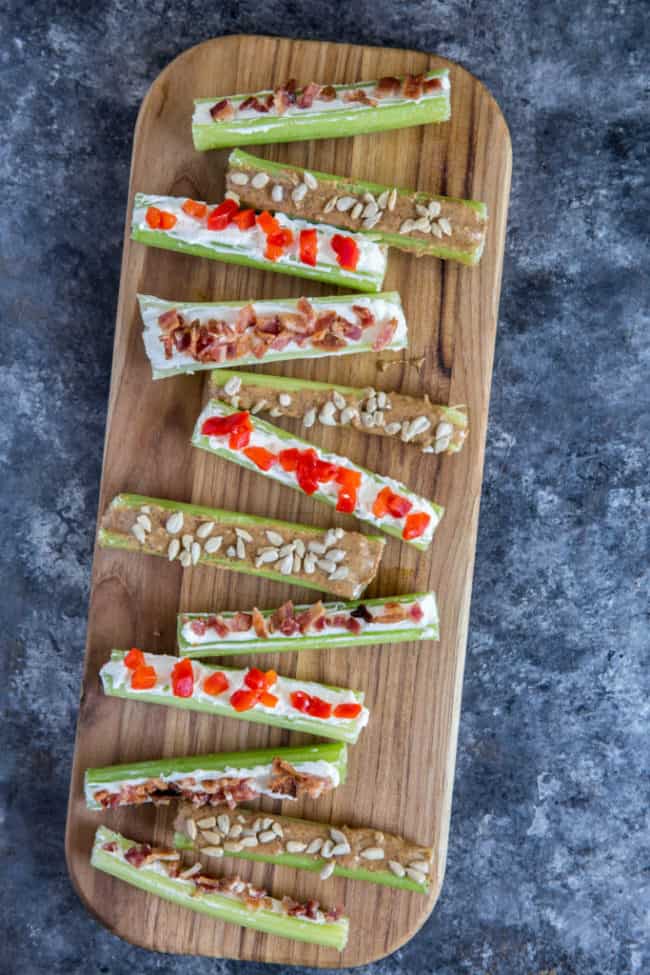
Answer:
[
  {"xmin": 409, "ymin": 603, "xmax": 424, "ymax": 622},
  {"xmin": 244, "ymin": 446, "xmax": 277, "ymax": 470},
  {"xmin": 171, "ymin": 658, "xmax": 194, "ymax": 698},
  {"xmin": 372, "ymin": 486, "xmax": 391, "ymax": 518},
  {"xmin": 244, "ymin": 667, "xmax": 267, "ymax": 691},
  {"xmin": 256, "ymin": 210, "xmax": 281, "ymax": 236},
  {"xmin": 207, "ymin": 199, "xmax": 239, "ymax": 231},
  {"xmin": 335, "ymin": 467, "xmax": 361, "ymax": 513},
  {"xmin": 333, "ymin": 702, "xmax": 362, "ymax": 719},
  {"xmin": 264, "ymin": 228, "xmax": 293, "ymax": 261},
  {"xmin": 201, "ymin": 411, "xmax": 251, "ymax": 437},
  {"xmin": 403, "ymin": 511, "xmax": 431, "ymax": 540},
  {"xmin": 131, "ymin": 665, "xmax": 157, "ymax": 690},
  {"xmin": 336, "ymin": 490, "xmax": 356, "ymax": 514},
  {"xmin": 230, "ymin": 688, "xmax": 258, "ymax": 712},
  {"xmin": 263, "ymin": 669, "xmax": 277, "ymax": 688},
  {"xmin": 372, "ymin": 486, "xmax": 412, "ymax": 519},
  {"xmin": 264, "ymin": 242, "xmax": 285, "ymax": 262},
  {"xmin": 290, "ymin": 690, "xmax": 311, "ymax": 713},
  {"xmin": 203, "ymin": 671, "xmax": 230, "ymax": 696},
  {"xmin": 259, "ymin": 691, "xmax": 279, "ymax": 708},
  {"xmin": 331, "ymin": 234, "xmax": 360, "ymax": 271},
  {"xmin": 228, "ymin": 426, "xmax": 252, "ymax": 450},
  {"xmin": 278, "ymin": 448, "xmax": 301, "ymax": 472},
  {"xmin": 124, "ymin": 647, "xmax": 145, "ymax": 670},
  {"xmin": 159, "ymin": 211, "xmax": 177, "ymax": 230},
  {"xmin": 313, "ymin": 459, "xmax": 338, "ymax": 483},
  {"xmin": 289, "ymin": 690, "xmax": 332, "ymax": 720},
  {"xmin": 232, "ymin": 208, "xmax": 256, "ymax": 230},
  {"xmin": 182, "ymin": 198, "xmax": 207, "ymax": 219},
  {"xmin": 145, "ymin": 206, "xmax": 161, "ymax": 229},
  {"xmin": 299, "ymin": 228, "xmax": 318, "ymax": 266}
]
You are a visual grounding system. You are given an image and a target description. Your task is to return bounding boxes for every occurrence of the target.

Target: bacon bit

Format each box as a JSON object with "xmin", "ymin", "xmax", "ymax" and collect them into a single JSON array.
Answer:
[
  {"xmin": 409, "ymin": 602, "xmax": 425, "ymax": 622},
  {"xmin": 352, "ymin": 304, "xmax": 375, "ymax": 329},
  {"xmin": 207, "ymin": 614, "xmax": 229, "ymax": 638},
  {"xmin": 273, "ymin": 86, "xmax": 291, "ymax": 115},
  {"xmin": 372, "ymin": 601, "xmax": 408, "ymax": 624},
  {"xmin": 158, "ymin": 308, "xmax": 182, "ymax": 332},
  {"xmin": 319, "ymin": 85, "xmax": 337, "ymax": 101},
  {"xmin": 350, "ymin": 603, "xmax": 373, "ymax": 623},
  {"xmin": 125, "ymin": 647, "xmax": 145, "ymax": 669},
  {"xmin": 343, "ymin": 88, "xmax": 377, "ymax": 107},
  {"xmin": 203, "ymin": 670, "xmax": 229, "ymax": 696},
  {"xmin": 372, "ymin": 317, "xmax": 398, "ymax": 351},
  {"xmin": 131, "ymin": 664, "xmax": 156, "ymax": 690},
  {"xmin": 269, "ymin": 600, "xmax": 294, "ymax": 632},
  {"xmin": 325, "ymin": 904, "xmax": 345, "ymax": 922},
  {"xmin": 182, "ymin": 198, "xmax": 207, "ymax": 219},
  {"xmin": 296, "ymin": 600, "xmax": 326, "ymax": 633},
  {"xmin": 402, "ymin": 74, "xmax": 424, "ymax": 100},
  {"xmin": 190, "ymin": 620, "xmax": 206, "ymax": 637},
  {"xmin": 403, "ymin": 511, "xmax": 431, "ymax": 541},
  {"xmin": 236, "ymin": 303, "xmax": 257, "ymax": 330},
  {"xmin": 229, "ymin": 612, "xmax": 253, "ymax": 632},
  {"xmin": 312, "ymin": 330, "xmax": 346, "ymax": 350},
  {"xmin": 423, "ymin": 76, "xmax": 443, "ymax": 93},
  {"xmin": 124, "ymin": 844, "xmax": 152, "ymax": 868},
  {"xmin": 331, "ymin": 234, "xmax": 360, "ymax": 272},
  {"xmin": 333, "ymin": 702, "xmax": 362, "ymax": 719},
  {"xmin": 209, "ymin": 99, "xmax": 234, "ymax": 121},
  {"xmin": 296, "ymin": 297, "xmax": 316, "ymax": 329},
  {"xmin": 269, "ymin": 757, "xmax": 331, "ymax": 799},
  {"xmin": 374, "ymin": 76, "xmax": 401, "ymax": 97},
  {"xmin": 239, "ymin": 95, "xmax": 269, "ymax": 113},
  {"xmin": 101, "ymin": 841, "xmax": 118, "ymax": 853},
  {"xmin": 296, "ymin": 82, "xmax": 322, "ymax": 108},
  {"xmin": 252, "ymin": 607, "xmax": 270, "ymax": 639},
  {"xmin": 171, "ymin": 658, "xmax": 194, "ymax": 698}
]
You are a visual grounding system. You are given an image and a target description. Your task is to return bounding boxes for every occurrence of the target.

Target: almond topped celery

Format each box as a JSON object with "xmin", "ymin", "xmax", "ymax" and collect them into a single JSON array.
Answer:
[
  {"xmin": 226, "ymin": 148, "xmax": 487, "ymax": 265},
  {"xmin": 211, "ymin": 368, "xmax": 468, "ymax": 455},
  {"xmin": 192, "ymin": 71, "xmax": 450, "ymax": 150}
]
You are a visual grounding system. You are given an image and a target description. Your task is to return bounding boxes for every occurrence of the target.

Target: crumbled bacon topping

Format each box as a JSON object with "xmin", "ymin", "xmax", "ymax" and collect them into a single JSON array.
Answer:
[
  {"xmin": 374, "ymin": 76, "xmax": 402, "ymax": 97},
  {"xmin": 402, "ymin": 74, "xmax": 424, "ymax": 100},
  {"xmin": 94, "ymin": 774, "xmax": 260, "ymax": 811},
  {"xmin": 296, "ymin": 82, "xmax": 322, "ymax": 109},
  {"xmin": 372, "ymin": 601, "xmax": 408, "ymax": 623},
  {"xmin": 372, "ymin": 317, "xmax": 398, "ymax": 351},
  {"xmin": 252, "ymin": 607, "xmax": 269, "ymax": 639},
  {"xmin": 343, "ymin": 88, "xmax": 377, "ymax": 107},
  {"xmin": 124, "ymin": 844, "xmax": 152, "ymax": 867},
  {"xmin": 269, "ymin": 757, "xmax": 331, "ymax": 799},
  {"xmin": 319, "ymin": 84, "xmax": 337, "ymax": 101},
  {"xmin": 101, "ymin": 841, "xmax": 118, "ymax": 853},
  {"xmin": 209, "ymin": 99, "xmax": 234, "ymax": 121},
  {"xmin": 296, "ymin": 600, "xmax": 326, "ymax": 633},
  {"xmin": 350, "ymin": 603, "xmax": 373, "ymax": 623},
  {"xmin": 423, "ymin": 76, "xmax": 443, "ymax": 93}
]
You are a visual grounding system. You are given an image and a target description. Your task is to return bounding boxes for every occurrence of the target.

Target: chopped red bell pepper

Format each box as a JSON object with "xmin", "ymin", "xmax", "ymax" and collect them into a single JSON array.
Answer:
[
  {"xmin": 259, "ymin": 691, "xmax": 279, "ymax": 708},
  {"xmin": 171, "ymin": 658, "xmax": 194, "ymax": 698},
  {"xmin": 159, "ymin": 211, "xmax": 177, "ymax": 230},
  {"xmin": 256, "ymin": 210, "xmax": 281, "ymax": 236},
  {"xmin": 230, "ymin": 688, "xmax": 258, "ymax": 712},
  {"xmin": 314, "ymin": 459, "xmax": 338, "ymax": 482},
  {"xmin": 333, "ymin": 702, "xmax": 362, "ymax": 719},
  {"xmin": 335, "ymin": 467, "xmax": 361, "ymax": 513},
  {"xmin": 264, "ymin": 228, "xmax": 294, "ymax": 261},
  {"xmin": 201, "ymin": 411, "xmax": 251, "ymax": 437},
  {"xmin": 228, "ymin": 426, "xmax": 252, "ymax": 450},
  {"xmin": 263, "ymin": 669, "xmax": 277, "ymax": 688},
  {"xmin": 182, "ymin": 198, "xmax": 207, "ymax": 219},
  {"xmin": 289, "ymin": 690, "xmax": 310, "ymax": 713},
  {"xmin": 124, "ymin": 647, "xmax": 145, "ymax": 670},
  {"xmin": 289, "ymin": 690, "xmax": 332, "ymax": 719},
  {"xmin": 232, "ymin": 208, "xmax": 256, "ymax": 230},
  {"xmin": 264, "ymin": 242, "xmax": 285, "ymax": 261},
  {"xmin": 403, "ymin": 511, "xmax": 431, "ymax": 540},
  {"xmin": 278, "ymin": 448, "xmax": 301, "ymax": 472},
  {"xmin": 244, "ymin": 667, "xmax": 267, "ymax": 691},
  {"xmin": 372, "ymin": 486, "xmax": 412, "ymax": 519},
  {"xmin": 299, "ymin": 228, "xmax": 318, "ymax": 266},
  {"xmin": 131, "ymin": 664, "xmax": 157, "ymax": 690},
  {"xmin": 145, "ymin": 206, "xmax": 161, "ymax": 229},
  {"xmin": 336, "ymin": 490, "xmax": 356, "ymax": 514},
  {"xmin": 203, "ymin": 671, "xmax": 230, "ymax": 696},
  {"xmin": 244, "ymin": 446, "xmax": 277, "ymax": 470},
  {"xmin": 207, "ymin": 199, "xmax": 239, "ymax": 231},
  {"xmin": 372, "ymin": 486, "xmax": 391, "ymax": 517},
  {"xmin": 331, "ymin": 234, "xmax": 360, "ymax": 271}
]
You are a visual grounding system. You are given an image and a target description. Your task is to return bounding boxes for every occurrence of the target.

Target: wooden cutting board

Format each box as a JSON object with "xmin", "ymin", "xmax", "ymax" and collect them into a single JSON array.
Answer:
[{"xmin": 65, "ymin": 34, "xmax": 511, "ymax": 967}]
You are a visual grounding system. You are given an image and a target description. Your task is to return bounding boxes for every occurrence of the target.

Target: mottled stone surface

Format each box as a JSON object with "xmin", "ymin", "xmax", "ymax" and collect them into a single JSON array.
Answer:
[{"xmin": 1, "ymin": 2, "xmax": 648, "ymax": 973}]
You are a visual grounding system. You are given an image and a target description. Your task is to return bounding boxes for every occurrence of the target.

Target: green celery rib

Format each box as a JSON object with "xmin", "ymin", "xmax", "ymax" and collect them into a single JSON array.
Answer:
[
  {"xmin": 192, "ymin": 402, "xmax": 444, "ymax": 551},
  {"xmin": 98, "ymin": 493, "xmax": 385, "ymax": 600},
  {"xmin": 178, "ymin": 591, "xmax": 438, "ymax": 657},
  {"xmin": 228, "ymin": 148, "xmax": 487, "ymax": 265},
  {"xmin": 85, "ymin": 742, "xmax": 347, "ymax": 811},
  {"xmin": 131, "ymin": 195, "xmax": 386, "ymax": 293},
  {"xmin": 138, "ymin": 291, "xmax": 407, "ymax": 379},
  {"xmin": 192, "ymin": 72, "xmax": 450, "ymax": 150},
  {"xmin": 92, "ymin": 826, "xmax": 349, "ymax": 950},
  {"xmin": 101, "ymin": 651, "xmax": 367, "ymax": 744}
]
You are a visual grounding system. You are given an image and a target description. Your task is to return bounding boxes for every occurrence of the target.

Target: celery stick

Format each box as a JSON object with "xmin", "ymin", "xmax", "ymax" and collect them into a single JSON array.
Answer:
[
  {"xmin": 131, "ymin": 194, "xmax": 387, "ymax": 293},
  {"xmin": 100, "ymin": 651, "xmax": 369, "ymax": 744},
  {"xmin": 192, "ymin": 401, "xmax": 444, "ymax": 550},
  {"xmin": 92, "ymin": 826, "xmax": 349, "ymax": 950},
  {"xmin": 178, "ymin": 591, "xmax": 438, "ymax": 657},
  {"xmin": 192, "ymin": 71, "xmax": 450, "ymax": 150}
]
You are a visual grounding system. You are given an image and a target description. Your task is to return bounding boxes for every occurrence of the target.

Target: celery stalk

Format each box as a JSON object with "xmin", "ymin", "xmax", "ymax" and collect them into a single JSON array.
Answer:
[
  {"xmin": 92, "ymin": 826, "xmax": 349, "ymax": 950},
  {"xmin": 100, "ymin": 651, "xmax": 368, "ymax": 744},
  {"xmin": 192, "ymin": 401, "xmax": 444, "ymax": 550}
]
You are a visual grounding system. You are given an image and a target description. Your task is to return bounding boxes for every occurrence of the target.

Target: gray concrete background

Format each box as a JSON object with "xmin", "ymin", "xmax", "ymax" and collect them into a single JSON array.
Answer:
[{"xmin": 1, "ymin": 2, "xmax": 648, "ymax": 974}]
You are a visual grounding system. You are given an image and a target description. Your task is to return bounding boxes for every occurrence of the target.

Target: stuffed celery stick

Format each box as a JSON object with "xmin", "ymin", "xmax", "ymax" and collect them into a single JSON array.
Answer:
[
  {"xmin": 131, "ymin": 193, "xmax": 387, "ymax": 292},
  {"xmin": 227, "ymin": 149, "xmax": 487, "ymax": 265},
  {"xmin": 85, "ymin": 742, "xmax": 347, "ymax": 811},
  {"xmin": 98, "ymin": 493, "xmax": 385, "ymax": 600},
  {"xmin": 92, "ymin": 826, "xmax": 349, "ymax": 951},
  {"xmin": 193, "ymin": 71, "xmax": 450, "ymax": 150},
  {"xmin": 212, "ymin": 368, "xmax": 468, "ymax": 455},
  {"xmin": 139, "ymin": 292, "xmax": 407, "ymax": 379},
  {"xmin": 174, "ymin": 803, "xmax": 433, "ymax": 894},
  {"xmin": 100, "ymin": 650, "xmax": 369, "ymax": 744},
  {"xmin": 192, "ymin": 402, "xmax": 443, "ymax": 550},
  {"xmin": 178, "ymin": 592, "xmax": 438, "ymax": 658}
]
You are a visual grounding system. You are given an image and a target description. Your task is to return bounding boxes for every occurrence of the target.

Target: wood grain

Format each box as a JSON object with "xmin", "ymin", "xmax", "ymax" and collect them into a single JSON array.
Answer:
[{"xmin": 65, "ymin": 34, "xmax": 511, "ymax": 967}]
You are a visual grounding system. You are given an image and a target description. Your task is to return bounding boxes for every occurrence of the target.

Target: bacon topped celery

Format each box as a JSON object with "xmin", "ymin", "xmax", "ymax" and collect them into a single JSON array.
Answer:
[
  {"xmin": 211, "ymin": 368, "xmax": 468, "ymax": 455},
  {"xmin": 192, "ymin": 71, "xmax": 450, "ymax": 150},
  {"xmin": 92, "ymin": 826, "xmax": 349, "ymax": 951},
  {"xmin": 100, "ymin": 651, "xmax": 369, "ymax": 744},
  {"xmin": 178, "ymin": 592, "xmax": 438, "ymax": 658},
  {"xmin": 85, "ymin": 742, "xmax": 347, "ymax": 811},
  {"xmin": 138, "ymin": 292, "xmax": 407, "ymax": 379},
  {"xmin": 131, "ymin": 194, "xmax": 388, "ymax": 292},
  {"xmin": 98, "ymin": 493, "xmax": 385, "ymax": 600},
  {"xmin": 227, "ymin": 149, "xmax": 487, "ymax": 265},
  {"xmin": 192, "ymin": 402, "xmax": 444, "ymax": 549},
  {"xmin": 174, "ymin": 803, "xmax": 434, "ymax": 893}
]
